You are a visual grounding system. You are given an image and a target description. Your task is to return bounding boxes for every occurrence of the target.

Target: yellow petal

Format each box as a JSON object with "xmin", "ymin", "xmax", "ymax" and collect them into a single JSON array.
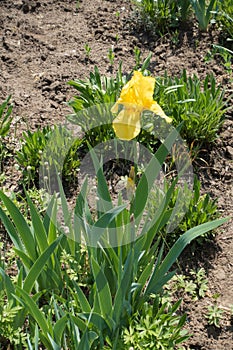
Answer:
[
  {"xmin": 115, "ymin": 71, "xmax": 155, "ymax": 108},
  {"xmin": 112, "ymin": 108, "xmax": 141, "ymax": 140},
  {"xmin": 111, "ymin": 102, "xmax": 119, "ymax": 114},
  {"xmin": 149, "ymin": 102, "xmax": 172, "ymax": 123}
]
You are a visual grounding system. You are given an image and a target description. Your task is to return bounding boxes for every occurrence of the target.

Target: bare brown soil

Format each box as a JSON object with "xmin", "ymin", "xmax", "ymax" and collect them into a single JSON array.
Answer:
[{"xmin": 0, "ymin": 0, "xmax": 233, "ymax": 349}]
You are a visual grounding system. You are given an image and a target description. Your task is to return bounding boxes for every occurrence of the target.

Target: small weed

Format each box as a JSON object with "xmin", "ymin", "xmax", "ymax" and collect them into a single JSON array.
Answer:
[
  {"xmin": 170, "ymin": 268, "xmax": 208, "ymax": 300},
  {"xmin": 84, "ymin": 43, "xmax": 91, "ymax": 59},
  {"xmin": 108, "ymin": 46, "xmax": 115, "ymax": 67},
  {"xmin": 134, "ymin": 46, "xmax": 141, "ymax": 68},
  {"xmin": 205, "ymin": 304, "xmax": 224, "ymax": 327},
  {"xmin": 215, "ymin": 0, "xmax": 233, "ymax": 41},
  {"xmin": 147, "ymin": 175, "xmax": 219, "ymax": 246}
]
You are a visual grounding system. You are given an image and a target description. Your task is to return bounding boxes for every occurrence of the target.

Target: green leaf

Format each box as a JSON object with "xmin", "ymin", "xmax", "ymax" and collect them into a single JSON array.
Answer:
[
  {"xmin": 132, "ymin": 126, "xmax": 181, "ymax": 225},
  {"xmin": 15, "ymin": 287, "xmax": 51, "ymax": 340},
  {"xmin": 0, "ymin": 190, "xmax": 37, "ymax": 260},
  {"xmin": 88, "ymin": 146, "xmax": 113, "ymax": 213},
  {"xmin": 145, "ymin": 218, "xmax": 228, "ymax": 295},
  {"xmin": 72, "ymin": 282, "xmax": 91, "ymax": 313},
  {"xmin": 26, "ymin": 192, "xmax": 49, "ymax": 253},
  {"xmin": 89, "ymin": 204, "xmax": 127, "ymax": 245},
  {"xmin": 23, "ymin": 235, "xmax": 63, "ymax": 293},
  {"xmin": 13, "ymin": 248, "xmax": 33, "ymax": 270},
  {"xmin": 0, "ymin": 267, "xmax": 15, "ymax": 301},
  {"xmin": 0, "ymin": 206, "xmax": 23, "ymax": 250},
  {"xmin": 91, "ymin": 257, "xmax": 113, "ymax": 320},
  {"xmin": 112, "ymin": 250, "xmax": 133, "ymax": 324},
  {"xmin": 53, "ymin": 316, "xmax": 68, "ymax": 346}
]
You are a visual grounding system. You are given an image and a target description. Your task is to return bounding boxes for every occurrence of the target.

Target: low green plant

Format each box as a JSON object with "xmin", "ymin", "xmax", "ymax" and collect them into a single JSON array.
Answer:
[
  {"xmin": 189, "ymin": 0, "xmax": 217, "ymax": 31},
  {"xmin": 84, "ymin": 43, "xmax": 92, "ymax": 59},
  {"xmin": 205, "ymin": 304, "xmax": 224, "ymax": 327},
  {"xmin": 1, "ymin": 188, "xmax": 49, "ymax": 222},
  {"xmin": 213, "ymin": 44, "xmax": 233, "ymax": 74},
  {"xmin": 170, "ymin": 267, "xmax": 208, "ymax": 300},
  {"xmin": 172, "ymin": 176, "xmax": 219, "ymax": 243},
  {"xmin": 154, "ymin": 69, "xmax": 229, "ymax": 145},
  {"xmin": 177, "ymin": 0, "xmax": 191, "ymax": 22},
  {"xmin": 16, "ymin": 125, "xmax": 82, "ymax": 187},
  {"xmin": 16, "ymin": 126, "xmax": 51, "ymax": 185},
  {"xmin": 133, "ymin": 0, "xmax": 179, "ymax": 35},
  {"xmin": 0, "ymin": 96, "xmax": 13, "ymax": 172},
  {"xmin": 0, "ymin": 291, "xmax": 27, "ymax": 348},
  {"xmin": 107, "ymin": 47, "xmax": 115, "ymax": 67},
  {"xmin": 67, "ymin": 65, "xmax": 125, "ymax": 146},
  {"xmin": 123, "ymin": 299, "xmax": 189, "ymax": 349},
  {"xmin": 215, "ymin": 0, "xmax": 233, "ymax": 41},
  {"xmin": 147, "ymin": 175, "xmax": 219, "ymax": 246}
]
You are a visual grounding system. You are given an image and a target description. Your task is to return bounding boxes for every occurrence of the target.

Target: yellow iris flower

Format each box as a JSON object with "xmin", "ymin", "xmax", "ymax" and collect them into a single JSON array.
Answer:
[{"xmin": 111, "ymin": 71, "xmax": 172, "ymax": 140}]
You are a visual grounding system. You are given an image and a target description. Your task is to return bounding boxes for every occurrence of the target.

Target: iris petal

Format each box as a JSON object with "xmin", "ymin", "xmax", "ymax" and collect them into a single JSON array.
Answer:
[{"xmin": 112, "ymin": 108, "xmax": 141, "ymax": 140}]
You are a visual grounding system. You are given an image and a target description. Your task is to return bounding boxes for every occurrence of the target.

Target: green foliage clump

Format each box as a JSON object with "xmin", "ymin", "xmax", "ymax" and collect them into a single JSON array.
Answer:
[
  {"xmin": 67, "ymin": 64, "xmax": 126, "ymax": 146},
  {"xmin": 216, "ymin": 0, "xmax": 233, "ymax": 41},
  {"xmin": 123, "ymin": 298, "xmax": 189, "ymax": 349},
  {"xmin": 169, "ymin": 267, "xmax": 209, "ymax": 300},
  {"xmin": 0, "ymin": 96, "xmax": 13, "ymax": 172},
  {"xmin": 0, "ymin": 292, "xmax": 27, "ymax": 348},
  {"xmin": 189, "ymin": 0, "xmax": 217, "ymax": 31},
  {"xmin": 205, "ymin": 304, "xmax": 224, "ymax": 327},
  {"xmin": 16, "ymin": 125, "xmax": 82, "ymax": 186},
  {"xmin": 133, "ymin": 0, "xmax": 179, "ymax": 35},
  {"xmin": 133, "ymin": 0, "xmax": 217, "ymax": 33},
  {"xmin": 154, "ymin": 70, "xmax": 228, "ymax": 145},
  {"xmin": 66, "ymin": 55, "xmax": 152, "ymax": 147},
  {"xmin": 147, "ymin": 175, "xmax": 219, "ymax": 247}
]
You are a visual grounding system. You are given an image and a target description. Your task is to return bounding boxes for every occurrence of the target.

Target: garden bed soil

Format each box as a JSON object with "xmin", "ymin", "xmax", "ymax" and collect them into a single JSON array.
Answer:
[{"xmin": 0, "ymin": 1, "xmax": 233, "ymax": 349}]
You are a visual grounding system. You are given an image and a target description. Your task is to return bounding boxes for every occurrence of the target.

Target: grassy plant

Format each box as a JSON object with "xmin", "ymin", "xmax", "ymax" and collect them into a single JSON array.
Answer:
[
  {"xmin": 107, "ymin": 46, "xmax": 115, "ymax": 67},
  {"xmin": 171, "ymin": 176, "xmax": 219, "ymax": 244},
  {"xmin": 189, "ymin": 0, "xmax": 217, "ymax": 31},
  {"xmin": 67, "ymin": 54, "xmax": 153, "ymax": 147},
  {"xmin": 177, "ymin": 0, "xmax": 192, "ymax": 22},
  {"xmin": 16, "ymin": 125, "xmax": 82, "ymax": 187},
  {"xmin": 147, "ymin": 175, "xmax": 219, "ymax": 247},
  {"xmin": 213, "ymin": 44, "xmax": 233, "ymax": 74},
  {"xmin": 154, "ymin": 70, "xmax": 229, "ymax": 145},
  {"xmin": 0, "ymin": 96, "xmax": 13, "ymax": 172},
  {"xmin": 215, "ymin": 0, "xmax": 233, "ymax": 41},
  {"xmin": 16, "ymin": 126, "xmax": 51, "ymax": 185},
  {"xmin": 133, "ymin": 0, "xmax": 179, "ymax": 35},
  {"xmin": 67, "ymin": 64, "xmax": 125, "ymax": 147},
  {"xmin": 84, "ymin": 43, "xmax": 92, "ymax": 59}
]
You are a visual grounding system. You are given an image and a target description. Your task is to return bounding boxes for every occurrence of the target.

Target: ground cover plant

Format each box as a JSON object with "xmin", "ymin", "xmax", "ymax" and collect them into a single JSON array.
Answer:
[{"xmin": 0, "ymin": 0, "xmax": 232, "ymax": 349}]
